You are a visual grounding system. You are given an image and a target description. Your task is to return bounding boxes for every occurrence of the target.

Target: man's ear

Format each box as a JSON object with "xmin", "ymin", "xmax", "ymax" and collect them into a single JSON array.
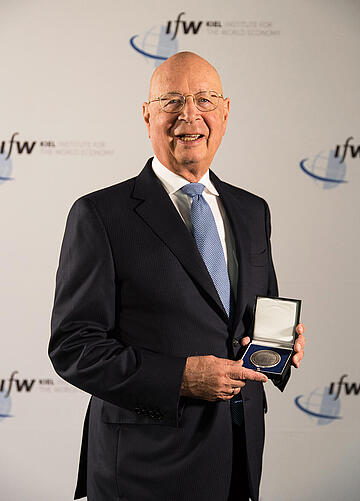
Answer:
[
  {"xmin": 143, "ymin": 102, "xmax": 151, "ymax": 138},
  {"xmin": 222, "ymin": 97, "xmax": 230, "ymax": 135}
]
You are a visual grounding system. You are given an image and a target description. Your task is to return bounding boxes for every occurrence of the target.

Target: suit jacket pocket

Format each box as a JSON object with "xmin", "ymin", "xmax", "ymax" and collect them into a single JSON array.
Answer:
[
  {"xmin": 102, "ymin": 400, "xmax": 174, "ymax": 425},
  {"xmin": 250, "ymin": 248, "xmax": 267, "ymax": 267}
]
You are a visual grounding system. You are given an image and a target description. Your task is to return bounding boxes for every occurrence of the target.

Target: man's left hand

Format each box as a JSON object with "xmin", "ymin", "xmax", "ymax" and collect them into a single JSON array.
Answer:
[
  {"xmin": 241, "ymin": 323, "xmax": 306, "ymax": 369},
  {"xmin": 292, "ymin": 323, "xmax": 306, "ymax": 368}
]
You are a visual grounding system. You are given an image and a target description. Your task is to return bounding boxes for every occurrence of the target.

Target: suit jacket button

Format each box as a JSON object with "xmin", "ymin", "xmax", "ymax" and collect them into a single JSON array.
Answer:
[{"xmin": 232, "ymin": 339, "xmax": 239, "ymax": 346}]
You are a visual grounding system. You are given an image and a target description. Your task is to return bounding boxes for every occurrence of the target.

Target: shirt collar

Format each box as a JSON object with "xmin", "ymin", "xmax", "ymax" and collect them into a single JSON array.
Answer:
[{"xmin": 152, "ymin": 156, "xmax": 219, "ymax": 196}]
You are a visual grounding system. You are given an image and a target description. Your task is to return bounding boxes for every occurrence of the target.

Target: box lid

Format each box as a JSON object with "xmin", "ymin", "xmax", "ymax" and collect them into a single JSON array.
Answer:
[{"xmin": 252, "ymin": 296, "xmax": 301, "ymax": 349}]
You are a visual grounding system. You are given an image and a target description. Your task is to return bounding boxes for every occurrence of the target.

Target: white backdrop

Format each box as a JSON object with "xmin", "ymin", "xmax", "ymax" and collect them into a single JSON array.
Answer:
[{"xmin": 1, "ymin": 1, "xmax": 359, "ymax": 500}]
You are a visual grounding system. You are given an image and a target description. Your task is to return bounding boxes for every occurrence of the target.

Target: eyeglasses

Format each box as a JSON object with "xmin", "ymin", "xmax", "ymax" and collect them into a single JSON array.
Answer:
[{"xmin": 148, "ymin": 91, "xmax": 224, "ymax": 113}]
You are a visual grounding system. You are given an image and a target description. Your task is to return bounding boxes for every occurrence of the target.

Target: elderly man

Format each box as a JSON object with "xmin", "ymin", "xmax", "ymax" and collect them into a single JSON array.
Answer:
[{"xmin": 49, "ymin": 52, "xmax": 305, "ymax": 501}]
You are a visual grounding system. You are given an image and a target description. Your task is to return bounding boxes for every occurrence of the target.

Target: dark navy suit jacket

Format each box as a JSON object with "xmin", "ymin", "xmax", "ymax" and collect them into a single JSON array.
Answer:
[{"xmin": 49, "ymin": 159, "xmax": 289, "ymax": 501}]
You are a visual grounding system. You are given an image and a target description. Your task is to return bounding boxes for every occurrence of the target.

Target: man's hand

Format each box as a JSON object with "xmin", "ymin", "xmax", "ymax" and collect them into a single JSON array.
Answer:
[
  {"xmin": 180, "ymin": 355, "xmax": 268, "ymax": 402},
  {"xmin": 292, "ymin": 323, "xmax": 306, "ymax": 368}
]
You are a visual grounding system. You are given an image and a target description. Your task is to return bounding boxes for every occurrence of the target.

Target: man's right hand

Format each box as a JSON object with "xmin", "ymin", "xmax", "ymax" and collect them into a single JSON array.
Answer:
[{"xmin": 180, "ymin": 355, "xmax": 268, "ymax": 401}]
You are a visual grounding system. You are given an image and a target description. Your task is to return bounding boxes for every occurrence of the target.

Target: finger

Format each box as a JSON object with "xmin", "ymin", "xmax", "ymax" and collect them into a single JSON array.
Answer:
[
  {"xmin": 228, "ymin": 362, "xmax": 267, "ymax": 383},
  {"xmin": 293, "ymin": 351, "xmax": 304, "ymax": 367},
  {"xmin": 296, "ymin": 323, "xmax": 305, "ymax": 335},
  {"xmin": 241, "ymin": 336, "xmax": 251, "ymax": 347},
  {"xmin": 222, "ymin": 394, "xmax": 235, "ymax": 400},
  {"xmin": 226, "ymin": 379, "xmax": 246, "ymax": 390},
  {"xmin": 292, "ymin": 351, "xmax": 304, "ymax": 368},
  {"xmin": 228, "ymin": 361, "xmax": 268, "ymax": 382},
  {"xmin": 227, "ymin": 386, "xmax": 241, "ymax": 396},
  {"xmin": 222, "ymin": 387, "xmax": 242, "ymax": 400},
  {"xmin": 295, "ymin": 334, "xmax": 306, "ymax": 352},
  {"xmin": 239, "ymin": 368, "xmax": 268, "ymax": 382}
]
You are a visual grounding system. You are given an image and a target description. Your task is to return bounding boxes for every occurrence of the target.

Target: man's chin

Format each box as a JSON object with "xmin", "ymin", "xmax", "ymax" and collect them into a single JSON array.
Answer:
[
  {"xmin": 169, "ymin": 158, "xmax": 211, "ymax": 182},
  {"xmin": 174, "ymin": 151, "xmax": 207, "ymax": 167},
  {"xmin": 181, "ymin": 158, "xmax": 197, "ymax": 166}
]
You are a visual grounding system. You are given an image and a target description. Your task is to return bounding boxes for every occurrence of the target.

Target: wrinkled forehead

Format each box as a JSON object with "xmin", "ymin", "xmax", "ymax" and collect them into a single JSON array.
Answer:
[{"xmin": 149, "ymin": 61, "xmax": 223, "ymax": 99}]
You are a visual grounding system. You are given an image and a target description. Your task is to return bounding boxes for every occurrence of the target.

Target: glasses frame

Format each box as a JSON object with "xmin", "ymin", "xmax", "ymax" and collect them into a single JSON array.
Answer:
[{"xmin": 148, "ymin": 91, "xmax": 224, "ymax": 113}]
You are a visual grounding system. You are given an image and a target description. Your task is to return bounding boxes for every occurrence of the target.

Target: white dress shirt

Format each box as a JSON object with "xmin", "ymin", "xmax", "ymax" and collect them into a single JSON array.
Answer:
[{"xmin": 152, "ymin": 156, "xmax": 238, "ymax": 298}]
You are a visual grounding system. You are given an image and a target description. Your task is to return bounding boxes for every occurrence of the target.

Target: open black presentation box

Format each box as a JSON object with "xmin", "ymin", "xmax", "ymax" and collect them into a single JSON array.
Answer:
[{"xmin": 241, "ymin": 295, "xmax": 302, "ymax": 380}]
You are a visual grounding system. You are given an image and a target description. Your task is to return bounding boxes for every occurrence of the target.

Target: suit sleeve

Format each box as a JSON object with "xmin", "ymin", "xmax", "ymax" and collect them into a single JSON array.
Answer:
[
  {"xmin": 49, "ymin": 197, "xmax": 187, "ymax": 426},
  {"xmin": 264, "ymin": 200, "xmax": 291, "ymax": 391}
]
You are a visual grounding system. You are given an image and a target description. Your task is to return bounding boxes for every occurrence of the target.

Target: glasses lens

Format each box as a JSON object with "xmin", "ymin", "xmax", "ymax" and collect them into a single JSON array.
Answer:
[
  {"xmin": 195, "ymin": 91, "xmax": 219, "ymax": 111},
  {"xmin": 159, "ymin": 93, "xmax": 185, "ymax": 113}
]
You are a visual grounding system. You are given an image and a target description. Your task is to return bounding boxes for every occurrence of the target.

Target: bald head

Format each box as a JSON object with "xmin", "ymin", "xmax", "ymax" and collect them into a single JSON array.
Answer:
[
  {"xmin": 143, "ymin": 51, "xmax": 229, "ymax": 182},
  {"xmin": 149, "ymin": 52, "xmax": 223, "ymax": 100}
]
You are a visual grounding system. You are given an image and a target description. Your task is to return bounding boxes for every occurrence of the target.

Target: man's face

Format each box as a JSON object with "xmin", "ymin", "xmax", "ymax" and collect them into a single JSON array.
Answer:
[{"xmin": 143, "ymin": 56, "xmax": 230, "ymax": 181}]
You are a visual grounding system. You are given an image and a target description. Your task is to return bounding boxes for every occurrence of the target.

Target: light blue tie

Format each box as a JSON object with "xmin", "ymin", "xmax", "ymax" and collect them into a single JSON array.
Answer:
[
  {"xmin": 181, "ymin": 183, "xmax": 243, "ymax": 426},
  {"xmin": 181, "ymin": 183, "xmax": 230, "ymax": 316}
]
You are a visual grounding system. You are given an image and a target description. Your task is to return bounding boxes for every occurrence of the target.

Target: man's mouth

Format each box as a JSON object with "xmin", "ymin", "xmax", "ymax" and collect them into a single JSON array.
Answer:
[{"xmin": 176, "ymin": 134, "xmax": 205, "ymax": 142}]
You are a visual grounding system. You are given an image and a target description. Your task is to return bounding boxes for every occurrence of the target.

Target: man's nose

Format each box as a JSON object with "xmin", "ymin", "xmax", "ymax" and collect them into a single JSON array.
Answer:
[{"xmin": 177, "ymin": 95, "xmax": 201, "ymax": 123}]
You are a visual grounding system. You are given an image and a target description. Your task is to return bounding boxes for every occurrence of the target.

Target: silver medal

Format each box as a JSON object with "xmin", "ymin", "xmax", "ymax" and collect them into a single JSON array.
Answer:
[{"xmin": 250, "ymin": 350, "xmax": 281, "ymax": 368}]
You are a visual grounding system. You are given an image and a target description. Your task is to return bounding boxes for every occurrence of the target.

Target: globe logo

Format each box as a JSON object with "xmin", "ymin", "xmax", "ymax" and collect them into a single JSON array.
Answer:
[
  {"xmin": 0, "ymin": 153, "xmax": 13, "ymax": 185},
  {"xmin": 0, "ymin": 392, "xmax": 12, "ymax": 422},
  {"xmin": 295, "ymin": 387, "xmax": 342, "ymax": 425},
  {"xmin": 299, "ymin": 149, "xmax": 347, "ymax": 190},
  {"xmin": 130, "ymin": 25, "xmax": 179, "ymax": 68}
]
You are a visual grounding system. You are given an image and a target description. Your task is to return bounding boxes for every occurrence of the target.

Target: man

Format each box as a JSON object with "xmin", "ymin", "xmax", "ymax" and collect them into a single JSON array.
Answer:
[{"xmin": 49, "ymin": 52, "xmax": 305, "ymax": 501}]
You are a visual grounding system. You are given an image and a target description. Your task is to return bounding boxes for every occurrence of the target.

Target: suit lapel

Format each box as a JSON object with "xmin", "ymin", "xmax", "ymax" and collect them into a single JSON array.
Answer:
[
  {"xmin": 210, "ymin": 171, "xmax": 251, "ymax": 329},
  {"xmin": 132, "ymin": 160, "xmax": 229, "ymax": 323}
]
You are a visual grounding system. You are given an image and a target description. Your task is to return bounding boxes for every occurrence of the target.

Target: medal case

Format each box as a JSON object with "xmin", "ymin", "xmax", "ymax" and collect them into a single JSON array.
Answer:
[{"xmin": 241, "ymin": 296, "xmax": 301, "ymax": 380}]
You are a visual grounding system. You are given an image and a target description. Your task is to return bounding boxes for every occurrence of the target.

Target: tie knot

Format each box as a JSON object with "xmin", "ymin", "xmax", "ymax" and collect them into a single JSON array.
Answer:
[{"xmin": 181, "ymin": 183, "xmax": 205, "ymax": 198}]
